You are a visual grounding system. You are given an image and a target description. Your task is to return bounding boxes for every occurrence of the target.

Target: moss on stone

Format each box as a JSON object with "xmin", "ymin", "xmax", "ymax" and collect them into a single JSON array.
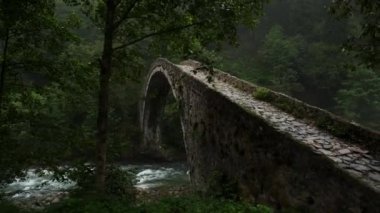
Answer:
[
  {"xmin": 253, "ymin": 87, "xmax": 272, "ymax": 101},
  {"xmin": 315, "ymin": 115, "xmax": 349, "ymax": 138}
]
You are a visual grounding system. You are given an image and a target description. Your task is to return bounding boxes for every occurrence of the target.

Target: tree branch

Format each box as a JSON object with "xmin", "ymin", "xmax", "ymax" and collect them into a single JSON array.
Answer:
[
  {"xmin": 113, "ymin": 0, "xmax": 142, "ymax": 30},
  {"xmin": 113, "ymin": 22, "xmax": 201, "ymax": 51}
]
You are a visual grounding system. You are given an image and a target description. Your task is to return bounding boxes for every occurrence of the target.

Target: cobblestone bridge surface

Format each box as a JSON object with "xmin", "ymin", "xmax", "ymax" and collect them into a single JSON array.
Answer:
[
  {"xmin": 141, "ymin": 59, "xmax": 380, "ymax": 211},
  {"xmin": 179, "ymin": 64, "xmax": 380, "ymax": 192}
]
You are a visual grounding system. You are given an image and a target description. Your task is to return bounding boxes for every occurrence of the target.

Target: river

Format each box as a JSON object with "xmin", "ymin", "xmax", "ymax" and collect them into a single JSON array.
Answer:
[{"xmin": 1, "ymin": 162, "xmax": 189, "ymax": 207}]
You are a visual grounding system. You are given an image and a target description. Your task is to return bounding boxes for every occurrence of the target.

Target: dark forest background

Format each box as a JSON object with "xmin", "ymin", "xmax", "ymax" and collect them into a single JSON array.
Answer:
[{"xmin": 221, "ymin": 0, "xmax": 379, "ymax": 130}]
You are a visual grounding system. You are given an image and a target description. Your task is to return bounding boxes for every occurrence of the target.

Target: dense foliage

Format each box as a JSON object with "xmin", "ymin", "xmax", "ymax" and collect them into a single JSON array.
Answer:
[
  {"xmin": 219, "ymin": 0, "xmax": 380, "ymax": 130},
  {"xmin": 330, "ymin": 0, "xmax": 379, "ymax": 69}
]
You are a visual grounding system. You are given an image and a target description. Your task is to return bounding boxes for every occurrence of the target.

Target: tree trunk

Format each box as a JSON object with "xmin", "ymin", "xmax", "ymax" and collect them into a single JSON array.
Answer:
[
  {"xmin": 0, "ymin": 28, "xmax": 10, "ymax": 108},
  {"xmin": 96, "ymin": 0, "xmax": 116, "ymax": 193}
]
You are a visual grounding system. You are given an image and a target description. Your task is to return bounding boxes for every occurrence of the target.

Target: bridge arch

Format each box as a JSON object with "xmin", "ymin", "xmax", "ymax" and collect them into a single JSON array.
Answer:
[{"xmin": 140, "ymin": 62, "xmax": 187, "ymax": 159}]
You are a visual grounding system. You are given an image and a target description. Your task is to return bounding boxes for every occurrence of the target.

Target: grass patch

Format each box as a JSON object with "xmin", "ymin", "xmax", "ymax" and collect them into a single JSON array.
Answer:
[
  {"xmin": 133, "ymin": 196, "xmax": 272, "ymax": 213},
  {"xmin": 42, "ymin": 195, "xmax": 272, "ymax": 213},
  {"xmin": 44, "ymin": 196, "xmax": 132, "ymax": 213},
  {"xmin": 0, "ymin": 199, "xmax": 31, "ymax": 213},
  {"xmin": 253, "ymin": 87, "xmax": 272, "ymax": 101}
]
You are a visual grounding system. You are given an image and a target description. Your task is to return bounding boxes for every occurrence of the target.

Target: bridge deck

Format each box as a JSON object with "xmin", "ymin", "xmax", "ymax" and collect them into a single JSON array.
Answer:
[{"xmin": 179, "ymin": 64, "xmax": 380, "ymax": 192}]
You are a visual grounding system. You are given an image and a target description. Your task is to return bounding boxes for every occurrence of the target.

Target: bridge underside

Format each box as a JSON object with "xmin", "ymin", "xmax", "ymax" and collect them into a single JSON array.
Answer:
[{"xmin": 141, "ymin": 59, "xmax": 380, "ymax": 212}]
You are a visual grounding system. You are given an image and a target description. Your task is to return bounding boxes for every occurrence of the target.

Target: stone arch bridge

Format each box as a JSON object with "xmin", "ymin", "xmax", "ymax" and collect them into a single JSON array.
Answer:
[{"xmin": 140, "ymin": 58, "xmax": 380, "ymax": 212}]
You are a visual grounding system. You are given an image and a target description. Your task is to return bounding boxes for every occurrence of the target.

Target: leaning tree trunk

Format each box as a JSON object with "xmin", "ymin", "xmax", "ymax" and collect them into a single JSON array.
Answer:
[
  {"xmin": 96, "ymin": 0, "xmax": 116, "ymax": 193},
  {"xmin": 0, "ymin": 28, "xmax": 10, "ymax": 108}
]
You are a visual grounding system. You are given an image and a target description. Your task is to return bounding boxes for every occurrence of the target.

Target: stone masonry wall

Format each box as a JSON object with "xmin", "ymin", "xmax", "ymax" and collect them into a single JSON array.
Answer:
[{"xmin": 183, "ymin": 79, "xmax": 380, "ymax": 212}]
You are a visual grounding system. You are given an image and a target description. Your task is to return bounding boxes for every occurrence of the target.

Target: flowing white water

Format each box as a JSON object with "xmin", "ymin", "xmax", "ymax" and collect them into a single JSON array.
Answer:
[
  {"xmin": 129, "ymin": 165, "xmax": 189, "ymax": 189},
  {"xmin": 2, "ymin": 163, "xmax": 189, "ymax": 201},
  {"xmin": 3, "ymin": 170, "xmax": 75, "ymax": 200}
]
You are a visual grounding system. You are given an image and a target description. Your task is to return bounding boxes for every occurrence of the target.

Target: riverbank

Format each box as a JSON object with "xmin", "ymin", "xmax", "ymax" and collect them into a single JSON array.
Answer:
[
  {"xmin": 0, "ymin": 162, "xmax": 273, "ymax": 212},
  {"xmin": 1, "ymin": 162, "xmax": 189, "ymax": 210},
  {"xmin": 1, "ymin": 185, "xmax": 192, "ymax": 211}
]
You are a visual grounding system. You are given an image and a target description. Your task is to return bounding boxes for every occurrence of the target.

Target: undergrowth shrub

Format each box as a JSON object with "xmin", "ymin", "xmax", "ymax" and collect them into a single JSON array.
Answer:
[
  {"xmin": 68, "ymin": 164, "xmax": 135, "ymax": 201},
  {"xmin": 45, "ymin": 196, "xmax": 272, "ymax": 213}
]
